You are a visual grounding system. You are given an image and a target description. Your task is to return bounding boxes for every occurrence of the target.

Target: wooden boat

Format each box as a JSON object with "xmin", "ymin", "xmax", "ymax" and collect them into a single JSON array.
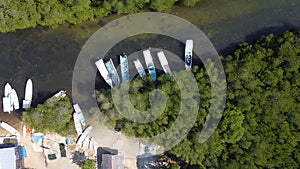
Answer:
[
  {"xmin": 73, "ymin": 112, "xmax": 83, "ymax": 136},
  {"xmin": 185, "ymin": 40, "xmax": 193, "ymax": 70},
  {"xmin": 120, "ymin": 53, "xmax": 130, "ymax": 82},
  {"xmin": 11, "ymin": 89, "xmax": 19, "ymax": 110},
  {"xmin": 95, "ymin": 59, "xmax": 113, "ymax": 88},
  {"xmin": 76, "ymin": 126, "xmax": 92, "ymax": 147},
  {"xmin": 73, "ymin": 104, "xmax": 86, "ymax": 127},
  {"xmin": 157, "ymin": 51, "xmax": 172, "ymax": 75},
  {"xmin": 105, "ymin": 59, "xmax": 121, "ymax": 86},
  {"xmin": 143, "ymin": 49, "xmax": 157, "ymax": 81},
  {"xmin": 22, "ymin": 79, "xmax": 33, "ymax": 109},
  {"xmin": 133, "ymin": 59, "xmax": 147, "ymax": 81}
]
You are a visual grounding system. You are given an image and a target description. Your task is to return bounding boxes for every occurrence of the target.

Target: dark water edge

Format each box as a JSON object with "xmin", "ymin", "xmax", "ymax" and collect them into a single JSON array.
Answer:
[{"xmin": 0, "ymin": 0, "xmax": 299, "ymax": 110}]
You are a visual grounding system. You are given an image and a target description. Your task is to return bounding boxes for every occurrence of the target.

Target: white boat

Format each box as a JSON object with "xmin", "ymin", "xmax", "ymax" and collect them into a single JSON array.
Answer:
[
  {"xmin": 23, "ymin": 79, "xmax": 33, "ymax": 109},
  {"xmin": 105, "ymin": 59, "xmax": 121, "ymax": 86},
  {"xmin": 120, "ymin": 54, "xmax": 130, "ymax": 82},
  {"xmin": 73, "ymin": 104, "xmax": 86, "ymax": 127},
  {"xmin": 157, "ymin": 51, "xmax": 172, "ymax": 75},
  {"xmin": 3, "ymin": 97, "xmax": 11, "ymax": 113},
  {"xmin": 3, "ymin": 83, "xmax": 13, "ymax": 113},
  {"xmin": 54, "ymin": 90, "xmax": 66, "ymax": 98},
  {"xmin": 133, "ymin": 59, "xmax": 147, "ymax": 81},
  {"xmin": 185, "ymin": 40, "xmax": 193, "ymax": 70},
  {"xmin": 76, "ymin": 126, "xmax": 92, "ymax": 147},
  {"xmin": 93, "ymin": 141, "xmax": 98, "ymax": 156},
  {"xmin": 23, "ymin": 125, "xmax": 27, "ymax": 138},
  {"xmin": 4, "ymin": 83, "xmax": 12, "ymax": 97},
  {"xmin": 82, "ymin": 136, "xmax": 90, "ymax": 150},
  {"xmin": 73, "ymin": 112, "xmax": 83, "ymax": 136},
  {"xmin": 95, "ymin": 59, "xmax": 113, "ymax": 88},
  {"xmin": 143, "ymin": 49, "xmax": 157, "ymax": 81},
  {"xmin": 0, "ymin": 121, "xmax": 20, "ymax": 142},
  {"xmin": 11, "ymin": 89, "xmax": 19, "ymax": 110}
]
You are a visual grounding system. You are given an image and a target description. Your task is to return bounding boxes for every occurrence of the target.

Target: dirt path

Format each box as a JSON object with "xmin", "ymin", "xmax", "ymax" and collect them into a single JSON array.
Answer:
[{"xmin": 87, "ymin": 118, "xmax": 141, "ymax": 169}]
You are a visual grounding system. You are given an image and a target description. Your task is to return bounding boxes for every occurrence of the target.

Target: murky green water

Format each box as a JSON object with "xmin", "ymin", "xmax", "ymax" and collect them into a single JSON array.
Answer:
[{"xmin": 0, "ymin": 0, "xmax": 299, "ymax": 106}]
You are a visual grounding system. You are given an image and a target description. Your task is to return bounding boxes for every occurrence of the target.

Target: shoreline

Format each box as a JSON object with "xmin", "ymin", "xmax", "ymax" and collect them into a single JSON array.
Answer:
[{"xmin": 0, "ymin": 102, "xmax": 140, "ymax": 169}]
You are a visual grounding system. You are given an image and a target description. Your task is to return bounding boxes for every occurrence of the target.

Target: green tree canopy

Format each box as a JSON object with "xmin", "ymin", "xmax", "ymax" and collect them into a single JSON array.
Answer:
[
  {"xmin": 93, "ymin": 31, "xmax": 300, "ymax": 168},
  {"xmin": 22, "ymin": 95, "xmax": 76, "ymax": 136}
]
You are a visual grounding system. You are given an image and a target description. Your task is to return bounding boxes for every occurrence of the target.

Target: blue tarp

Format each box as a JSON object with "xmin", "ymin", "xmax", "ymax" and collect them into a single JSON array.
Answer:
[
  {"xmin": 23, "ymin": 147, "xmax": 28, "ymax": 158},
  {"xmin": 32, "ymin": 134, "xmax": 44, "ymax": 144},
  {"xmin": 17, "ymin": 146, "xmax": 28, "ymax": 159}
]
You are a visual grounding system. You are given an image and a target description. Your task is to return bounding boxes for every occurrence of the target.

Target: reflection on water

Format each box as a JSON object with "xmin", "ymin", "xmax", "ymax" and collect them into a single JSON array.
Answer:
[{"xmin": 0, "ymin": 0, "xmax": 299, "ymax": 107}]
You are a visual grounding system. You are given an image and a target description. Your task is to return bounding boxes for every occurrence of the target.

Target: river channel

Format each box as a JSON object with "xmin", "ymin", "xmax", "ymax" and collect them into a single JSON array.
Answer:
[{"xmin": 0, "ymin": 0, "xmax": 299, "ymax": 107}]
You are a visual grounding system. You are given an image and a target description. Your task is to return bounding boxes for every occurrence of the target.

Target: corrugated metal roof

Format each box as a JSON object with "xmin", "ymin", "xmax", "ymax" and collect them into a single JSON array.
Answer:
[
  {"xmin": 0, "ymin": 147, "xmax": 16, "ymax": 169},
  {"xmin": 101, "ymin": 154, "xmax": 124, "ymax": 169}
]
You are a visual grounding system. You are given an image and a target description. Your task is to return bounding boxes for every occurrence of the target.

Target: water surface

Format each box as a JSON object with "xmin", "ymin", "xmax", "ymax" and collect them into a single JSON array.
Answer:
[{"xmin": 0, "ymin": 0, "xmax": 299, "ymax": 109}]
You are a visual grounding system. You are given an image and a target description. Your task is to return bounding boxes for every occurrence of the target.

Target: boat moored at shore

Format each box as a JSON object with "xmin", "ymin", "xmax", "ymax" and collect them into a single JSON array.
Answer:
[
  {"xmin": 73, "ymin": 112, "xmax": 83, "ymax": 136},
  {"xmin": 133, "ymin": 59, "xmax": 147, "ymax": 81},
  {"xmin": 105, "ymin": 59, "xmax": 121, "ymax": 86},
  {"xmin": 120, "ymin": 53, "xmax": 130, "ymax": 82},
  {"xmin": 76, "ymin": 126, "xmax": 92, "ymax": 147},
  {"xmin": 157, "ymin": 51, "xmax": 172, "ymax": 75},
  {"xmin": 185, "ymin": 40, "xmax": 193, "ymax": 70},
  {"xmin": 3, "ymin": 83, "xmax": 14, "ymax": 113},
  {"xmin": 11, "ymin": 89, "xmax": 19, "ymax": 110},
  {"xmin": 22, "ymin": 79, "xmax": 33, "ymax": 109},
  {"xmin": 95, "ymin": 59, "xmax": 113, "ymax": 88},
  {"xmin": 0, "ymin": 121, "xmax": 20, "ymax": 142},
  {"xmin": 73, "ymin": 104, "xmax": 86, "ymax": 127},
  {"xmin": 143, "ymin": 49, "xmax": 157, "ymax": 81}
]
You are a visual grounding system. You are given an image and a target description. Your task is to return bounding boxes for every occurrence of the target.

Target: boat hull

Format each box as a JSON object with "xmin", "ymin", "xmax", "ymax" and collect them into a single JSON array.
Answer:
[
  {"xmin": 11, "ymin": 89, "xmax": 19, "ymax": 110},
  {"xmin": 185, "ymin": 40, "xmax": 193, "ymax": 70},
  {"xmin": 157, "ymin": 51, "xmax": 172, "ymax": 75},
  {"xmin": 73, "ymin": 113, "xmax": 83, "ymax": 136},
  {"xmin": 73, "ymin": 104, "xmax": 86, "ymax": 127},
  {"xmin": 76, "ymin": 126, "xmax": 92, "ymax": 147},
  {"xmin": 23, "ymin": 79, "xmax": 33, "ymax": 109},
  {"xmin": 143, "ymin": 50, "xmax": 157, "ymax": 81},
  {"xmin": 105, "ymin": 59, "xmax": 121, "ymax": 86},
  {"xmin": 133, "ymin": 59, "xmax": 147, "ymax": 81},
  {"xmin": 3, "ymin": 83, "xmax": 13, "ymax": 112},
  {"xmin": 95, "ymin": 59, "xmax": 113, "ymax": 88},
  {"xmin": 0, "ymin": 121, "xmax": 20, "ymax": 142},
  {"xmin": 120, "ymin": 54, "xmax": 130, "ymax": 82}
]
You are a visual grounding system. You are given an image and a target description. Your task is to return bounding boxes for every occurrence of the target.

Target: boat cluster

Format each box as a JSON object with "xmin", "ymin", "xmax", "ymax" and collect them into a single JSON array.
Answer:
[
  {"xmin": 51, "ymin": 92, "xmax": 95, "ymax": 152},
  {"xmin": 2, "ymin": 79, "xmax": 33, "ymax": 113},
  {"xmin": 72, "ymin": 104, "xmax": 95, "ymax": 152},
  {"xmin": 95, "ymin": 40, "xmax": 193, "ymax": 87}
]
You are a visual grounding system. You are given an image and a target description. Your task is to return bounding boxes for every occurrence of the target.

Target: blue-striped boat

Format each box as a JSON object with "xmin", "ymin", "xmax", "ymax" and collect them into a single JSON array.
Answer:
[
  {"xmin": 105, "ymin": 59, "xmax": 121, "ymax": 86},
  {"xmin": 143, "ymin": 49, "xmax": 156, "ymax": 81},
  {"xmin": 120, "ymin": 53, "xmax": 130, "ymax": 82}
]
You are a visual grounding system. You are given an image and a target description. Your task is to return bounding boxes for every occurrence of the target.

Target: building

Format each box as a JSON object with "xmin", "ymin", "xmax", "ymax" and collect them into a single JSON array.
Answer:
[
  {"xmin": 0, "ymin": 146, "xmax": 24, "ymax": 169},
  {"xmin": 96, "ymin": 147, "xmax": 124, "ymax": 169},
  {"xmin": 101, "ymin": 154, "xmax": 124, "ymax": 169}
]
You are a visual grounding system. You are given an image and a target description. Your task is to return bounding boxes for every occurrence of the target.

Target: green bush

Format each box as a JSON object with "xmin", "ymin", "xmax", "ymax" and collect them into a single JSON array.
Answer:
[{"xmin": 22, "ymin": 95, "xmax": 76, "ymax": 136}]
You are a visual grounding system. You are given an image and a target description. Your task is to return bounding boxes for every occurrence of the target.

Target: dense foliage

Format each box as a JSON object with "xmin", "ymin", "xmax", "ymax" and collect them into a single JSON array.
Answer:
[
  {"xmin": 22, "ymin": 95, "xmax": 76, "ymax": 136},
  {"xmin": 0, "ymin": 0, "xmax": 200, "ymax": 33},
  {"xmin": 94, "ymin": 31, "xmax": 300, "ymax": 168},
  {"xmin": 81, "ymin": 159, "xmax": 96, "ymax": 169}
]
